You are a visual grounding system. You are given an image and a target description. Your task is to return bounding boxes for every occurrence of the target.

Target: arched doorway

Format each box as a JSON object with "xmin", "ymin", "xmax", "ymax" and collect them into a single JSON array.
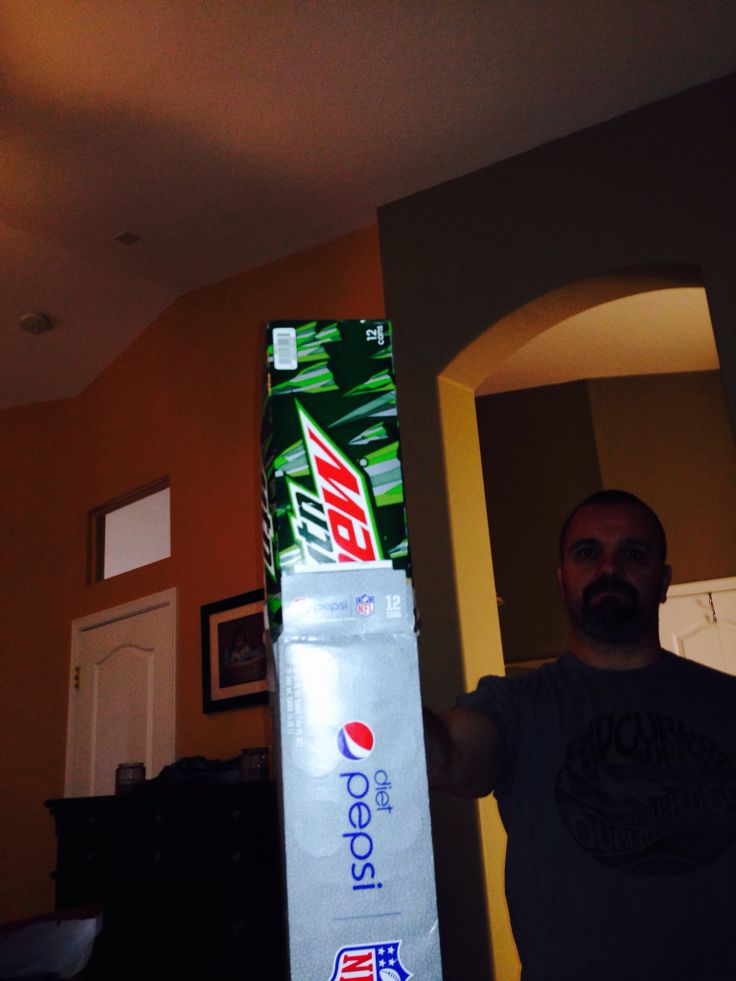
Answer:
[{"xmin": 436, "ymin": 266, "xmax": 730, "ymax": 979}]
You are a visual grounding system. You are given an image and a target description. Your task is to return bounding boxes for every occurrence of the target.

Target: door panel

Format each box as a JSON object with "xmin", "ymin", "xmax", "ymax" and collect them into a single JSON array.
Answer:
[
  {"xmin": 659, "ymin": 577, "xmax": 736, "ymax": 675},
  {"xmin": 66, "ymin": 589, "xmax": 177, "ymax": 797}
]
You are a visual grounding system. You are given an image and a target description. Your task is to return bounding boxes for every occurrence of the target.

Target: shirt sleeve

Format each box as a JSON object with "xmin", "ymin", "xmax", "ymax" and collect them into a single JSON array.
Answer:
[{"xmin": 456, "ymin": 674, "xmax": 521, "ymax": 788}]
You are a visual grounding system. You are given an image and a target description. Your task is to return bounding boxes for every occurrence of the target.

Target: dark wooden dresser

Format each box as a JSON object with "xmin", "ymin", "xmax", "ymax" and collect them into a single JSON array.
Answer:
[{"xmin": 46, "ymin": 782, "xmax": 286, "ymax": 980}]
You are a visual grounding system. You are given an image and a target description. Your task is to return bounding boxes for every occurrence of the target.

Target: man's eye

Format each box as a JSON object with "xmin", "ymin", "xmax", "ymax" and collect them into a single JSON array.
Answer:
[
  {"xmin": 625, "ymin": 548, "xmax": 647, "ymax": 562},
  {"xmin": 574, "ymin": 547, "xmax": 598, "ymax": 559}
]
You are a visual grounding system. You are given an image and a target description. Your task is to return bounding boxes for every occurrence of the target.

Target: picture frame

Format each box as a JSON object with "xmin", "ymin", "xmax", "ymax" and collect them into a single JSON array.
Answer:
[{"xmin": 201, "ymin": 589, "xmax": 268, "ymax": 713}]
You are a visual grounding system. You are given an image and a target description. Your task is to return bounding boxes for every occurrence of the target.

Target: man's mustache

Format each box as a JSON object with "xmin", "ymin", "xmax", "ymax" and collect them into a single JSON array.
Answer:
[{"xmin": 583, "ymin": 577, "xmax": 638, "ymax": 604}]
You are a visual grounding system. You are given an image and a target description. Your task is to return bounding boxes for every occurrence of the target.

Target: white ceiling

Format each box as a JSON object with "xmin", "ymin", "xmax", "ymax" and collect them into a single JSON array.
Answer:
[{"xmin": 3, "ymin": 1, "xmax": 735, "ymax": 409}]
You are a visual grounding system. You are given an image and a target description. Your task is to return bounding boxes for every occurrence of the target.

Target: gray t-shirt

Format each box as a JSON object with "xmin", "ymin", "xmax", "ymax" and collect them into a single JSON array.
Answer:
[{"xmin": 458, "ymin": 651, "xmax": 736, "ymax": 981}]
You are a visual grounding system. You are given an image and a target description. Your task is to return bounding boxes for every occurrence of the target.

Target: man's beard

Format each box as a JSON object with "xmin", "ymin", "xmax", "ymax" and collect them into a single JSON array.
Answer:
[{"xmin": 576, "ymin": 576, "xmax": 648, "ymax": 644}]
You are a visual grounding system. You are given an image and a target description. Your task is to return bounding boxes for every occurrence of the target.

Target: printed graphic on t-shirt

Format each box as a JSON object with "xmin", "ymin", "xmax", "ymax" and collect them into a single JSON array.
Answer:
[{"xmin": 555, "ymin": 711, "xmax": 736, "ymax": 875}]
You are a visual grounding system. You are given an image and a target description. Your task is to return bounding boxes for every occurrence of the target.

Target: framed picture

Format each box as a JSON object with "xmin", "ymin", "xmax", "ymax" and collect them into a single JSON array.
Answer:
[{"xmin": 201, "ymin": 589, "xmax": 268, "ymax": 713}]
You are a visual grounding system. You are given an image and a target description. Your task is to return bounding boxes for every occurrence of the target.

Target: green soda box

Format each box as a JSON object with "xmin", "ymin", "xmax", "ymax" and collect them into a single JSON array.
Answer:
[{"xmin": 261, "ymin": 319, "xmax": 411, "ymax": 635}]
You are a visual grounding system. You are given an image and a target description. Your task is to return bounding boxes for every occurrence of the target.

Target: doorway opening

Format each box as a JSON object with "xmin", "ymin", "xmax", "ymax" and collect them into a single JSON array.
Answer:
[
  {"xmin": 438, "ymin": 266, "xmax": 736, "ymax": 684},
  {"xmin": 473, "ymin": 282, "xmax": 735, "ymax": 675}
]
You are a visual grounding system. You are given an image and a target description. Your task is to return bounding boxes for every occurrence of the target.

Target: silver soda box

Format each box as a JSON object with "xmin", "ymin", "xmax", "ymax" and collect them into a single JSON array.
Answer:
[{"xmin": 272, "ymin": 566, "xmax": 443, "ymax": 980}]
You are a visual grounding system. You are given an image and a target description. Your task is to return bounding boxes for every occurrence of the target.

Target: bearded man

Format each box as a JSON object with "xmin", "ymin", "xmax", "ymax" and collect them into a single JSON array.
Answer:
[{"xmin": 425, "ymin": 490, "xmax": 736, "ymax": 981}]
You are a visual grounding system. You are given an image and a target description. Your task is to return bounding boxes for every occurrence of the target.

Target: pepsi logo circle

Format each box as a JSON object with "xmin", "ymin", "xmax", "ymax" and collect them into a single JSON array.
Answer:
[{"xmin": 337, "ymin": 721, "xmax": 375, "ymax": 760}]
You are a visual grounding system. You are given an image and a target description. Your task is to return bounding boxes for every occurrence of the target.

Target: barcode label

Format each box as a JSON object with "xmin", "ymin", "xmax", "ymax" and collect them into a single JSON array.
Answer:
[{"xmin": 273, "ymin": 327, "xmax": 298, "ymax": 370}]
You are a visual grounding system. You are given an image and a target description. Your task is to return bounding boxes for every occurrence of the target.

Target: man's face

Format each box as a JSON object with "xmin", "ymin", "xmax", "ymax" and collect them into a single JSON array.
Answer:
[{"xmin": 557, "ymin": 503, "xmax": 672, "ymax": 645}]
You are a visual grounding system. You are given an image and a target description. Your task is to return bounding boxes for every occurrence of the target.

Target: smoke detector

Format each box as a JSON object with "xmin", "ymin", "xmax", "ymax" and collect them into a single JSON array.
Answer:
[{"xmin": 19, "ymin": 311, "xmax": 54, "ymax": 335}]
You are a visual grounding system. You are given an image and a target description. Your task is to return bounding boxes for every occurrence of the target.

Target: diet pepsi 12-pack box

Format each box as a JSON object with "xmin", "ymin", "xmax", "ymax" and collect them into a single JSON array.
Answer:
[
  {"xmin": 261, "ymin": 320, "xmax": 443, "ymax": 979},
  {"xmin": 275, "ymin": 567, "xmax": 442, "ymax": 979}
]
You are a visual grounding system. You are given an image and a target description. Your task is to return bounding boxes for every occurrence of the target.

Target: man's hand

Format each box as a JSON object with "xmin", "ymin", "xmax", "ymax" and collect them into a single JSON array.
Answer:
[{"xmin": 423, "ymin": 706, "xmax": 502, "ymax": 798}]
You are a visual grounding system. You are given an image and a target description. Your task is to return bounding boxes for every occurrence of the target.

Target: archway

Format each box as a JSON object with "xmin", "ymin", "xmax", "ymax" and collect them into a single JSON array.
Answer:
[{"xmin": 437, "ymin": 266, "xmax": 708, "ymax": 978}]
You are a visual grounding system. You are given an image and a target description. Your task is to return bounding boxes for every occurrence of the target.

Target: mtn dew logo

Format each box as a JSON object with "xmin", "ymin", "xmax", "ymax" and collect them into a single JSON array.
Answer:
[
  {"xmin": 292, "ymin": 402, "xmax": 382, "ymax": 565},
  {"xmin": 327, "ymin": 942, "xmax": 411, "ymax": 981},
  {"xmin": 261, "ymin": 465, "xmax": 275, "ymax": 579}
]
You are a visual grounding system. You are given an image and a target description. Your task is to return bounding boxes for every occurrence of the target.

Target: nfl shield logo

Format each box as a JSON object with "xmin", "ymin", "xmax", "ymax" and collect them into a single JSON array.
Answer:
[
  {"xmin": 355, "ymin": 593, "xmax": 375, "ymax": 617},
  {"xmin": 327, "ymin": 941, "xmax": 412, "ymax": 981}
]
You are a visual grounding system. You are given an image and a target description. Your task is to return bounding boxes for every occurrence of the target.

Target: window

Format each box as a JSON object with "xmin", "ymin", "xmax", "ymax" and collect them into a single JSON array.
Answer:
[{"xmin": 89, "ymin": 478, "xmax": 171, "ymax": 581}]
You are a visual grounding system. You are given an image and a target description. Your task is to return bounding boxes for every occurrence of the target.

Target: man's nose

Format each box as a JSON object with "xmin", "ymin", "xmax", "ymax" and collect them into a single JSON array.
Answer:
[{"xmin": 596, "ymin": 550, "xmax": 622, "ymax": 576}]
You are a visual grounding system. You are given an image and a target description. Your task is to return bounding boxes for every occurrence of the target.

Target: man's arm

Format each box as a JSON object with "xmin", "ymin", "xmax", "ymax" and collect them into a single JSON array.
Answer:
[{"xmin": 423, "ymin": 705, "xmax": 502, "ymax": 798}]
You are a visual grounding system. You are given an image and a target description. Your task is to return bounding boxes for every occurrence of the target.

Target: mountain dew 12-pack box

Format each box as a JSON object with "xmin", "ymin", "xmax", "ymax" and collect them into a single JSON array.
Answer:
[
  {"xmin": 261, "ymin": 320, "xmax": 443, "ymax": 979},
  {"xmin": 261, "ymin": 319, "xmax": 411, "ymax": 637}
]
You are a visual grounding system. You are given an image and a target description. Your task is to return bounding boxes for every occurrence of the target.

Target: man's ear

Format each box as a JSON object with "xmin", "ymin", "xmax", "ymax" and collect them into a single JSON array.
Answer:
[
  {"xmin": 660, "ymin": 564, "xmax": 673, "ymax": 603},
  {"xmin": 555, "ymin": 564, "xmax": 564, "ymax": 600}
]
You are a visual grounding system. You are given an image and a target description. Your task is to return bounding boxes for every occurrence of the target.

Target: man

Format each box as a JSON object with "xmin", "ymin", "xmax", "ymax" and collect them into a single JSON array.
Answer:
[{"xmin": 425, "ymin": 490, "xmax": 736, "ymax": 981}]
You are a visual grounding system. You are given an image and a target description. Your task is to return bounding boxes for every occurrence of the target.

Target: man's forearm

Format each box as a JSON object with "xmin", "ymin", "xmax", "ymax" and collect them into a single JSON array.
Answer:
[
  {"xmin": 423, "ymin": 706, "xmax": 456, "ymax": 789},
  {"xmin": 423, "ymin": 705, "xmax": 501, "ymax": 798}
]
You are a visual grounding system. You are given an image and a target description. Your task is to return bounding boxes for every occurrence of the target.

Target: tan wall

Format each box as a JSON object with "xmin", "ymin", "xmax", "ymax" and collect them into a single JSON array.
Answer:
[
  {"xmin": 588, "ymin": 371, "xmax": 736, "ymax": 583},
  {"xmin": 0, "ymin": 226, "xmax": 385, "ymax": 921},
  {"xmin": 476, "ymin": 382, "xmax": 601, "ymax": 664},
  {"xmin": 379, "ymin": 74, "xmax": 736, "ymax": 981}
]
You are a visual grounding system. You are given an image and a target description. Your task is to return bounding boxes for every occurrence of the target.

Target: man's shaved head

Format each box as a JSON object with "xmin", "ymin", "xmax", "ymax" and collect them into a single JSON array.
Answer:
[{"xmin": 559, "ymin": 490, "xmax": 667, "ymax": 562}]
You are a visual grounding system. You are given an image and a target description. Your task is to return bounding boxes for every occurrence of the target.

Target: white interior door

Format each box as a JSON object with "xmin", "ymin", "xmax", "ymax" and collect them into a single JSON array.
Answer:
[
  {"xmin": 65, "ymin": 588, "xmax": 177, "ymax": 797},
  {"xmin": 659, "ymin": 576, "xmax": 736, "ymax": 675}
]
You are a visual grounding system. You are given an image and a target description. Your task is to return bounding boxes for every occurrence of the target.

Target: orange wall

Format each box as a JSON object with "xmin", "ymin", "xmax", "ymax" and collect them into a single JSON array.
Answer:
[
  {"xmin": 0, "ymin": 225, "xmax": 384, "ymax": 920},
  {"xmin": 0, "ymin": 399, "xmax": 79, "ymax": 919}
]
